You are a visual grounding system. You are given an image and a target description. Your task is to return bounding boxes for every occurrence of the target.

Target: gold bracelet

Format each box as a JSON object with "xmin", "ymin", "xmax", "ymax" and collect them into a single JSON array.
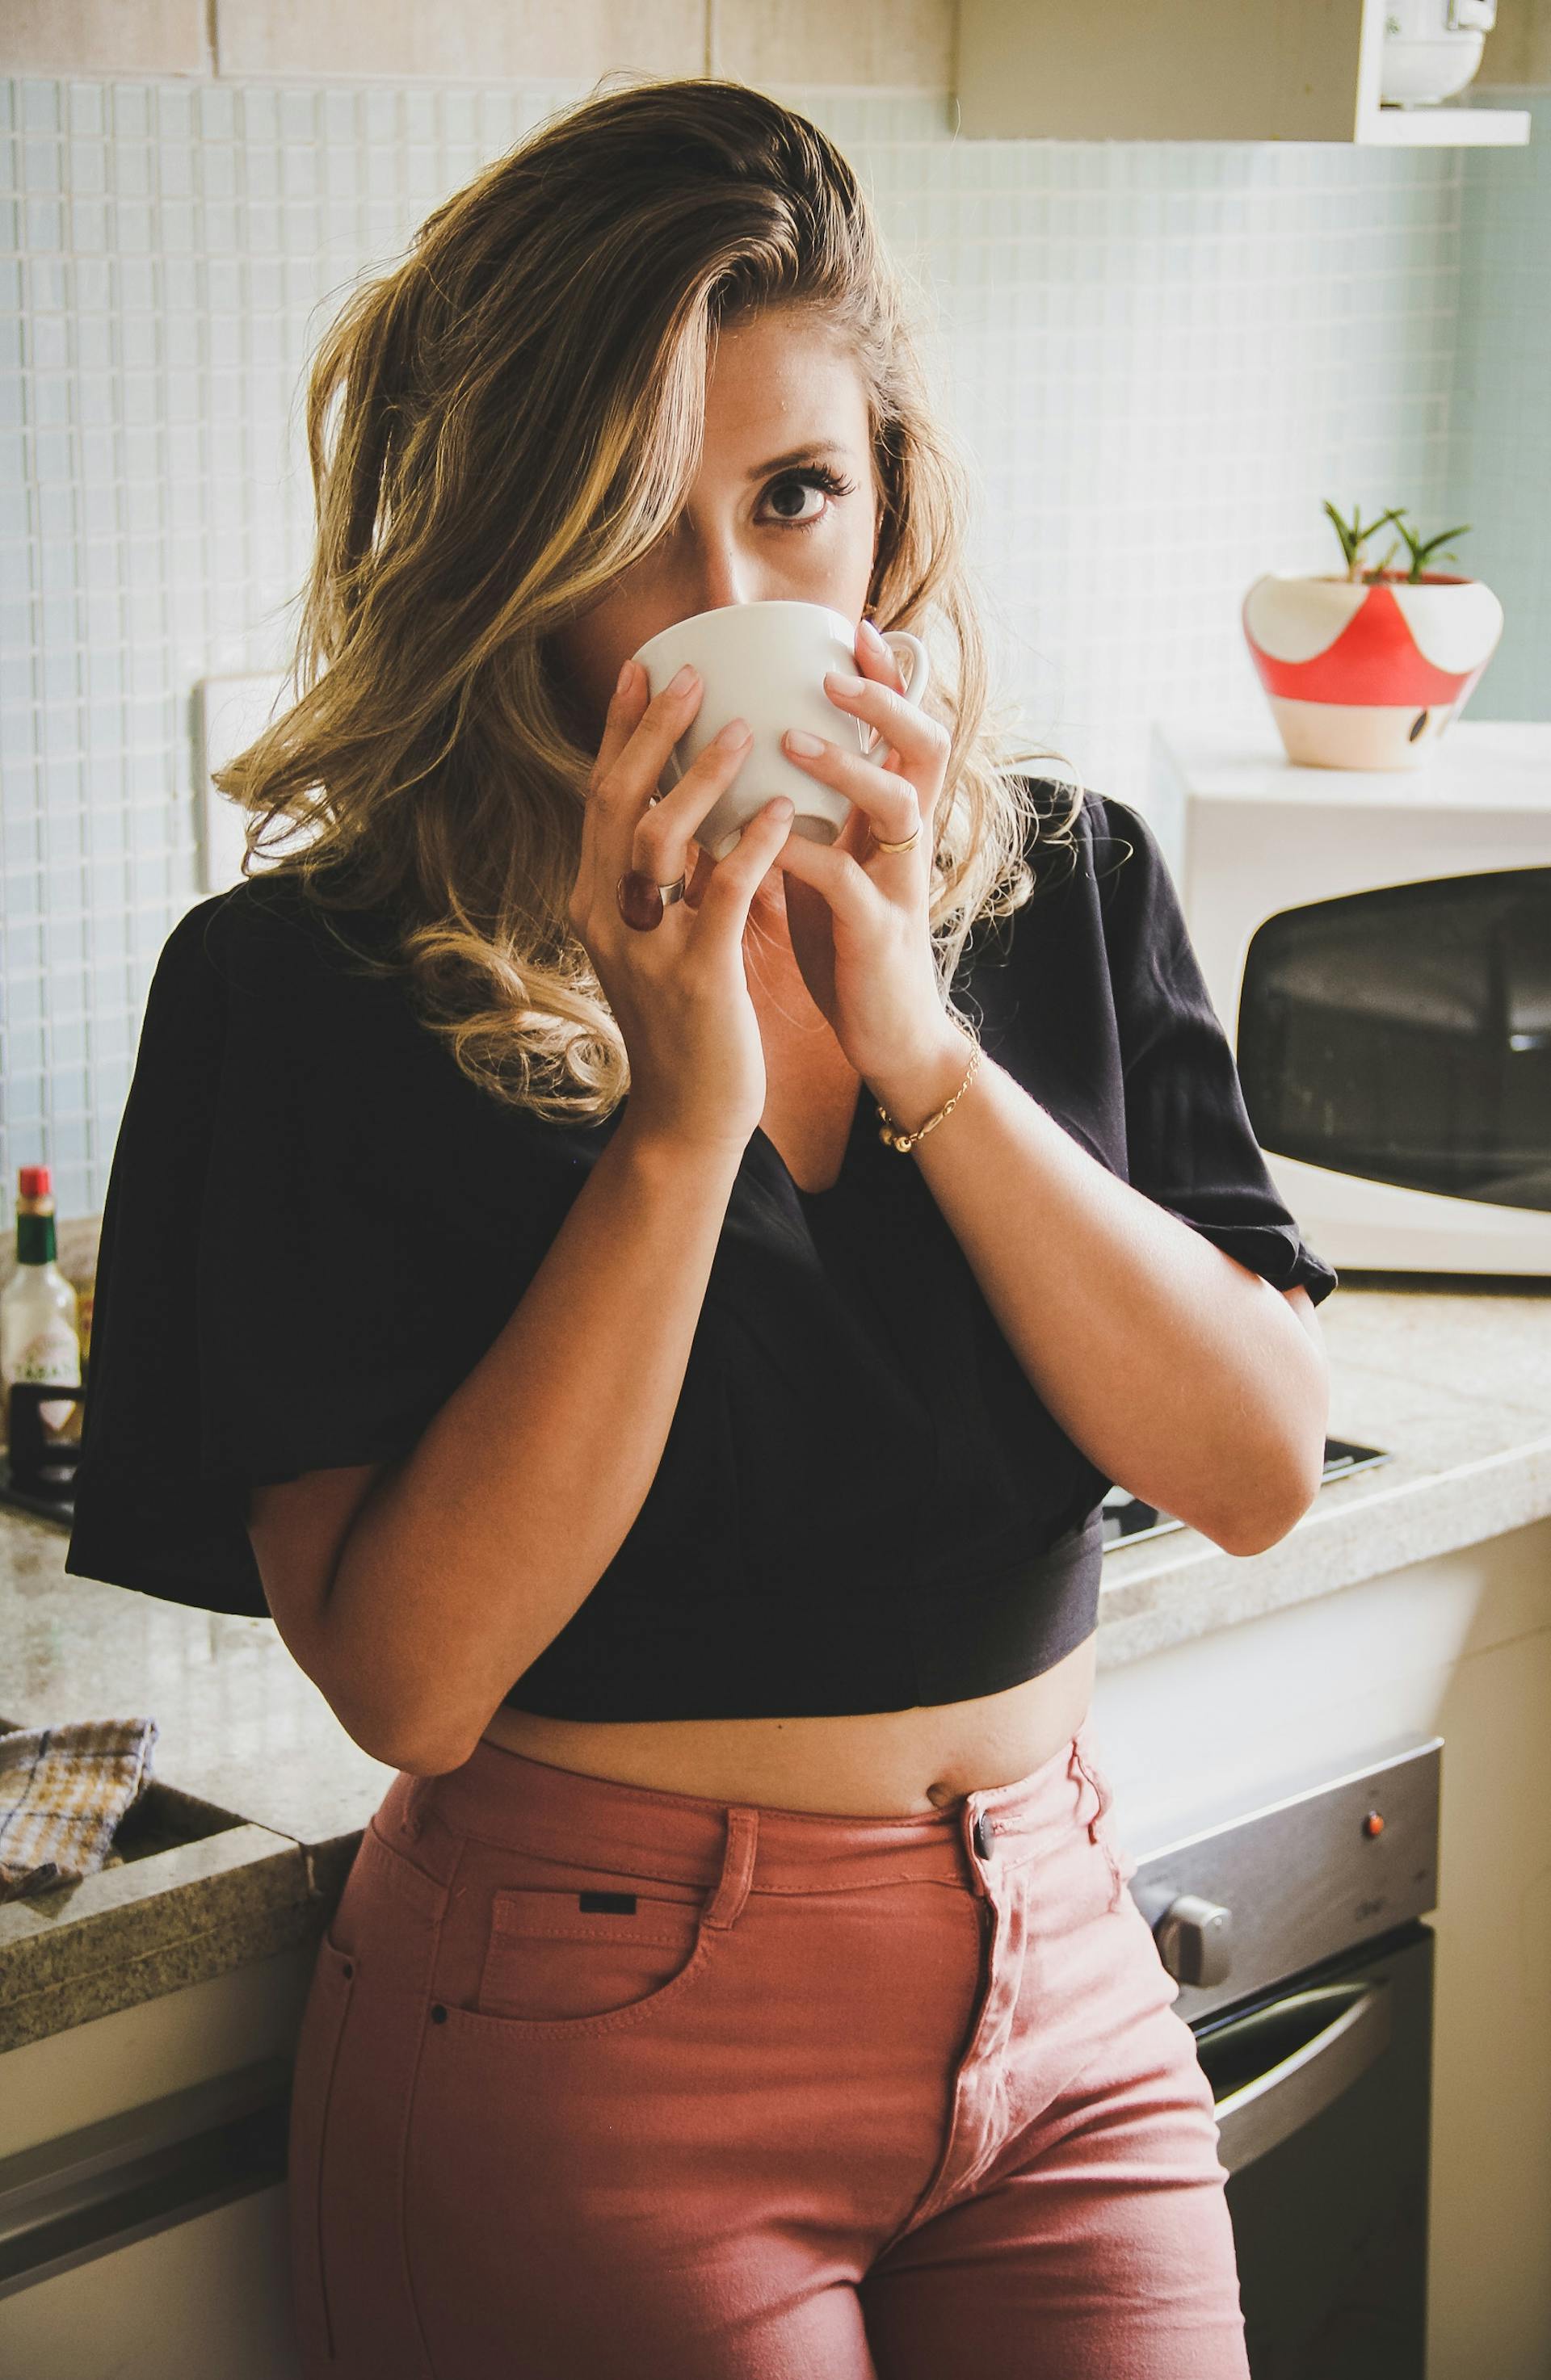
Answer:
[{"xmin": 875, "ymin": 1033, "xmax": 983, "ymax": 1154}]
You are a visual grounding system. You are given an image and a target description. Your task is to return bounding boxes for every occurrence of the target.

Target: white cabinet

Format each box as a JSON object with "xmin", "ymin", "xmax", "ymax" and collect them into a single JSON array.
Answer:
[
  {"xmin": 955, "ymin": 0, "xmax": 1532, "ymax": 146},
  {"xmin": 0, "ymin": 1943, "xmax": 314, "ymax": 2380},
  {"xmin": 0, "ymin": 2187, "xmax": 301, "ymax": 2380}
]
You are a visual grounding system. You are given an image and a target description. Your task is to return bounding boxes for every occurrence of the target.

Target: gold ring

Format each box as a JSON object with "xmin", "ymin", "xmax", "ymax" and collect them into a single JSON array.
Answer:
[{"xmin": 872, "ymin": 827, "xmax": 920, "ymax": 854}]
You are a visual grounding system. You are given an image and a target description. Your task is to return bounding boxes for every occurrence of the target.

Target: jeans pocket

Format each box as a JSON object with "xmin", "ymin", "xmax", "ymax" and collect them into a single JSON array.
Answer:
[{"xmin": 476, "ymin": 1869, "xmax": 712, "ymax": 2028}]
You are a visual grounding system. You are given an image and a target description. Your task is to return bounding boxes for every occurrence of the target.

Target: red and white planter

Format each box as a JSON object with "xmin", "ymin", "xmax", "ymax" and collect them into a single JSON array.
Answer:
[{"xmin": 1242, "ymin": 567, "xmax": 1504, "ymax": 771}]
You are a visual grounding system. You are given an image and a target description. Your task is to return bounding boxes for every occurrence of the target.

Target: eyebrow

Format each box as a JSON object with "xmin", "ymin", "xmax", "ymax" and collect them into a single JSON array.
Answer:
[{"xmin": 744, "ymin": 442, "xmax": 858, "ymax": 481}]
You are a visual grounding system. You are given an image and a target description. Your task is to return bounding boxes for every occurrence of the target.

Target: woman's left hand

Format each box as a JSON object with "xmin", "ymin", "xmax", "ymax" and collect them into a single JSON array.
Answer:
[{"xmin": 771, "ymin": 618, "xmax": 953, "ymax": 1081}]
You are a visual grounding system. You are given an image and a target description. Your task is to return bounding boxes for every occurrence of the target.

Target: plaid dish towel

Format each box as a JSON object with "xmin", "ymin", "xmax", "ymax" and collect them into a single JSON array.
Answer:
[{"xmin": 0, "ymin": 1718, "xmax": 160, "ymax": 1904}]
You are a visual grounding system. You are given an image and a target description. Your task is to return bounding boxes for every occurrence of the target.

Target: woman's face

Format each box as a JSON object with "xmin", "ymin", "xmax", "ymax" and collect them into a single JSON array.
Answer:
[{"xmin": 548, "ymin": 306, "xmax": 883, "ymax": 753}]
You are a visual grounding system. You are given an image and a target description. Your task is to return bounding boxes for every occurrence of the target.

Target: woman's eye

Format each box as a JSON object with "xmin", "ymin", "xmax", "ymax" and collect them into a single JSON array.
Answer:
[{"xmin": 760, "ymin": 468, "xmax": 854, "ymax": 531}]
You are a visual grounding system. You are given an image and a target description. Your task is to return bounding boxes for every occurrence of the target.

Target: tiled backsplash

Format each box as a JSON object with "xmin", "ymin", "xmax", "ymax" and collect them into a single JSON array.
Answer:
[
  {"xmin": 2, "ymin": 75, "xmax": 1547, "ymax": 1228},
  {"xmin": 1447, "ymin": 87, "xmax": 1551, "ymax": 725}
]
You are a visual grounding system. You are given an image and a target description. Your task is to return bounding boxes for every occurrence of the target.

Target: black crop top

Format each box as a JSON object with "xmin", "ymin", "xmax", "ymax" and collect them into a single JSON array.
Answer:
[{"xmin": 65, "ymin": 783, "xmax": 1337, "ymax": 1721}]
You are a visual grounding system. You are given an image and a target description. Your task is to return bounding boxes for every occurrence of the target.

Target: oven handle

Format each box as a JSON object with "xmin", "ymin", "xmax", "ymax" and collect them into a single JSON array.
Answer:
[{"xmin": 1198, "ymin": 1979, "xmax": 1392, "ymax": 2176}]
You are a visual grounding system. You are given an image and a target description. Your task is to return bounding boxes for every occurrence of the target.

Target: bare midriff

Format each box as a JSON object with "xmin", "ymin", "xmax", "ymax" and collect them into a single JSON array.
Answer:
[{"xmin": 480, "ymin": 1628, "xmax": 1097, "ymax": 1817}]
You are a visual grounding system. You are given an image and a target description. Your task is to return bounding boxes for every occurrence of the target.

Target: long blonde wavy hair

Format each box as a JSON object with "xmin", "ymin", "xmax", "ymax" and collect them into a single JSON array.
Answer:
[{"xmin": 216, "ymin": 75, "xmax": 1086, "ymax": 1123}]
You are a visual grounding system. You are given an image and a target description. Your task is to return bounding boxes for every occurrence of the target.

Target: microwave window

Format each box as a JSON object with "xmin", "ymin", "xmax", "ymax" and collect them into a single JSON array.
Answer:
[{"xmin": 1236, "ymin": 869, "xmax": 1551, "ymax": 1213}]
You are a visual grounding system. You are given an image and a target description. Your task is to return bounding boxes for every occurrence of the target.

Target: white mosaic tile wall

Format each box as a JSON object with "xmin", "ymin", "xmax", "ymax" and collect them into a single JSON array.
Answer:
[
  {"xmin": 1447, "ymin": 88, "xmax": 1551, "ymax": 722},
  {"xmin": 1, "ymin": 75, "xmax": 1544, "ymax": 1224}
]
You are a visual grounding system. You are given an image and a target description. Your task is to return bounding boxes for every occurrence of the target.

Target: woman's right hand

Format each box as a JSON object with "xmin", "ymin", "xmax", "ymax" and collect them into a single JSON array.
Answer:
[{"xmin": 567, "ymin": 658, "xmax": 793, "ymax": 1165}]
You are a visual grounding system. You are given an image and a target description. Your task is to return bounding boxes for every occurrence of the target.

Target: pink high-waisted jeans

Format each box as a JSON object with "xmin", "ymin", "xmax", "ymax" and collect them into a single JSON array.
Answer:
[{"xmin": 288, "ymin": 1716, "xmax": 1250, "ymax": 2378}]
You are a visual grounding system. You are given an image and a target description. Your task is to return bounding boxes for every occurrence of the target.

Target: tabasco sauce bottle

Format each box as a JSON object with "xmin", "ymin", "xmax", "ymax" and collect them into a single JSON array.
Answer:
[{"xmin": 1, "ymin": 1165, "xmax": 82, "ymax": 1450}]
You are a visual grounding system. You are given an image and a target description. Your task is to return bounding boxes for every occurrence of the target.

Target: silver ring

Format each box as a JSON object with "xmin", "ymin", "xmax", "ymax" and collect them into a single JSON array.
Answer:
[{"xmin": 616, "ymin": 868, "xmax": 689, "ymax": 931}]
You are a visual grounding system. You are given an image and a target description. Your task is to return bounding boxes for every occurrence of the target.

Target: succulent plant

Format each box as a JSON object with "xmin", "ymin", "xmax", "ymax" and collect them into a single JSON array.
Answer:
[{"xmin": 1322, "ymin": 500, "xmax": 1472, "ymax": 585}]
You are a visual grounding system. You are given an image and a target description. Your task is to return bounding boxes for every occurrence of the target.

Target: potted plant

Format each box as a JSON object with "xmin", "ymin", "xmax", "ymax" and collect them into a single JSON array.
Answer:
[{"xmin": 1242, "ymin": 501, "xmax": 1504, "ymax": 771}]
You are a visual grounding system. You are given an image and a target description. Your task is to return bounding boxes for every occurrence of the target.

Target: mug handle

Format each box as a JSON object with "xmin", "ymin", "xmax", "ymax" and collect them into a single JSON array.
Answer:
[
  {"xmin": 862, "ymin": 629, "xmax": 931, "ymax": 757},
  {"xmin": 881, "ymin": 629, "xmax": 931, "ymax": 711}
]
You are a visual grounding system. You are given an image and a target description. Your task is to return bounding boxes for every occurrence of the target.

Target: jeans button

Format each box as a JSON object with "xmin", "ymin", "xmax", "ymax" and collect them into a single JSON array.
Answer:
[{"xmin": 973, "ymin": 1811, "xmax": 996, "ymax": 1860}]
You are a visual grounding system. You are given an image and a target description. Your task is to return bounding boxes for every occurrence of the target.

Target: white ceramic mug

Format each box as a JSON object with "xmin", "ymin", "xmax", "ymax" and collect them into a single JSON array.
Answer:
[{"xmin": 631, "ymin": 600, "xmax": 931, "ymax": 861}]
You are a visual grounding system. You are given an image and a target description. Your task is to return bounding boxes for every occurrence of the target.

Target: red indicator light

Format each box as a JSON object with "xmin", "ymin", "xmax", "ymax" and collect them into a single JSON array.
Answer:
[{"xmin": 1362, "ymin": 1810, "xmax": 1385, "ymax": 1838}]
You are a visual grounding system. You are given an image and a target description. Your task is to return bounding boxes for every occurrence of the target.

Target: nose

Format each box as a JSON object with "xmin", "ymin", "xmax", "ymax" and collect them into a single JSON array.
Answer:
[
  {"xmin": 673, "ymin": 513, "xmax": 774, "ymax": 616},
  {"xmin": 692, "ymin": 555, "xmax": 756, "ymax": 614}
]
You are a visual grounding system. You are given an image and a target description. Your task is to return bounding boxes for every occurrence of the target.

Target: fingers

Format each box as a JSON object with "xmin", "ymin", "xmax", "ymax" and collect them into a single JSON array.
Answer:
[
  {"xmin": 855, "ymin": 615, "xmax": 907, "ymax": 691},
  {"xmin": 693, "ymin": 795, "xmax": 795, "ymax": 919},
  {"xmin": 587, "ymin": 657, "xmax": 651, "ymax": 794},
  {"xmin": 610, "ymin": 791, "xmax": 792, "ymax": 942},
  {"xmin": 628, "ymin": 711, "xmax": 750, "ymax": 891},
  {"xmin": 575, "ymin": 659, "xmax": 706, "ymax": 924},
  {"xmin": 578, "ymin": 660, "xmax": 794, "ymax": 947},
  {"xmin": 594, "ymin": 661, "xmax": 704, "ymax": 808},
  {"xmin": 780, "ymin": 727, "xmax": 924, "ymax": 847},
  {"xmin": 822, "ymin": 667, "xmax": 948, "ymax": 767}
]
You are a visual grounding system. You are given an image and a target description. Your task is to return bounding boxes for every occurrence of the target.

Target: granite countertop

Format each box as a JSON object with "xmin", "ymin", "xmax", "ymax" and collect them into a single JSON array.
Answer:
[{"xmin": 2, "ymin": 1278, "xmax": 1549, "ymax": 2050}]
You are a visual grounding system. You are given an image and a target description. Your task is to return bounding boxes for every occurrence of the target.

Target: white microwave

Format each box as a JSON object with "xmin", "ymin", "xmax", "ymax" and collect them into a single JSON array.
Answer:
[{"xmin": 1150, "ymin": 719, "xmax": 1551, "ymax": 1278}]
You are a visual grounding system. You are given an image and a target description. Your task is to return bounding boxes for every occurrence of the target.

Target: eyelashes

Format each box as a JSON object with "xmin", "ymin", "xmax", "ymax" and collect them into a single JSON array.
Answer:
[{"xmin": 760, "ymin": 464, "xmax": 857, "ymax": 531}]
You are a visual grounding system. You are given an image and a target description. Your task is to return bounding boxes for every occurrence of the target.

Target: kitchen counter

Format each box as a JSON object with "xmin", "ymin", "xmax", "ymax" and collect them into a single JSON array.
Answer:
[{"xmin": 2, "ymin": 1278, "xmax": 1549, "ymax": 2052}]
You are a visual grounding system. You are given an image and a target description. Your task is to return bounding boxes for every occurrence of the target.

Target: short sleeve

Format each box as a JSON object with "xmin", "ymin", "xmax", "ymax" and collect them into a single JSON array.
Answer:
[
  {"xmin": 66, "ymin": 878, "xmax": 551, "ymax": 1618},
  {"xmin": 1094, "ymin": 795, "xmax": 1339, "ymax": 1308}
]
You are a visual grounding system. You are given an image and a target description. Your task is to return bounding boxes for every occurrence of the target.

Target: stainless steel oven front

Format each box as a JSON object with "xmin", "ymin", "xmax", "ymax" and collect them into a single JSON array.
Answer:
[{"xmin": 1128, "ymin": 1733, "xmax": 1440, "ymax": 2378}]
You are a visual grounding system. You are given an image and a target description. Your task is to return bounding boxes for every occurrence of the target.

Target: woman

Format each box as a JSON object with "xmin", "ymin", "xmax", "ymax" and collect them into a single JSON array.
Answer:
[{"xmin": 67, "ymin": 78, "xmax": 1336, "ymax": 2380}]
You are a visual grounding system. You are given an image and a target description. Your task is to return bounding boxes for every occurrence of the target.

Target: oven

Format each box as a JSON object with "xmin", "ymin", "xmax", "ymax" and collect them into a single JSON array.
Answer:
[{"xmin": 1128, "ymin": 1732, "xmax": 1440, "ymax": 2378}]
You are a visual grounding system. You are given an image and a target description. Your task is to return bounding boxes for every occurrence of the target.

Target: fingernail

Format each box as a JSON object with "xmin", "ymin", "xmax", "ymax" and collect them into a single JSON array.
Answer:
[
  {"xmin": 826, "ymin": 670, "xmax": 864, "ymax": 695},
  {"xmin": 616, "ymin": 657, "xmax": 637, "ymax": 695},
  {"xmin": 713, "ymin": 716, "xmax": 751, "ymax": 749},
  {"xmin": 669, "ymin": 662, "xmax": 699, "ymax": 695},
  {"xmin": 859, "ymin": 617, "xmax": 888, "ymax": 649},
  {"xmin": 784, "ymin": 728, "xmax": 825, "ymax": 756}
]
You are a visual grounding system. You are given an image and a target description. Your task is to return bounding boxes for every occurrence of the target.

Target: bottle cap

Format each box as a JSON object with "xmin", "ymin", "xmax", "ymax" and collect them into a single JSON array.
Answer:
[{"xmin": 19, "ymin": 1165, "xmax": 52, "ymax": 1197}]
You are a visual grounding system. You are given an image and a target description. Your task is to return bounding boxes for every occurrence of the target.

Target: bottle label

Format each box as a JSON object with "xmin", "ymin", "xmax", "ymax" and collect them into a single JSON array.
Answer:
[{"xmin": 11, "ymin": 1325, "xmax": 82, "ymax": 1433}]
